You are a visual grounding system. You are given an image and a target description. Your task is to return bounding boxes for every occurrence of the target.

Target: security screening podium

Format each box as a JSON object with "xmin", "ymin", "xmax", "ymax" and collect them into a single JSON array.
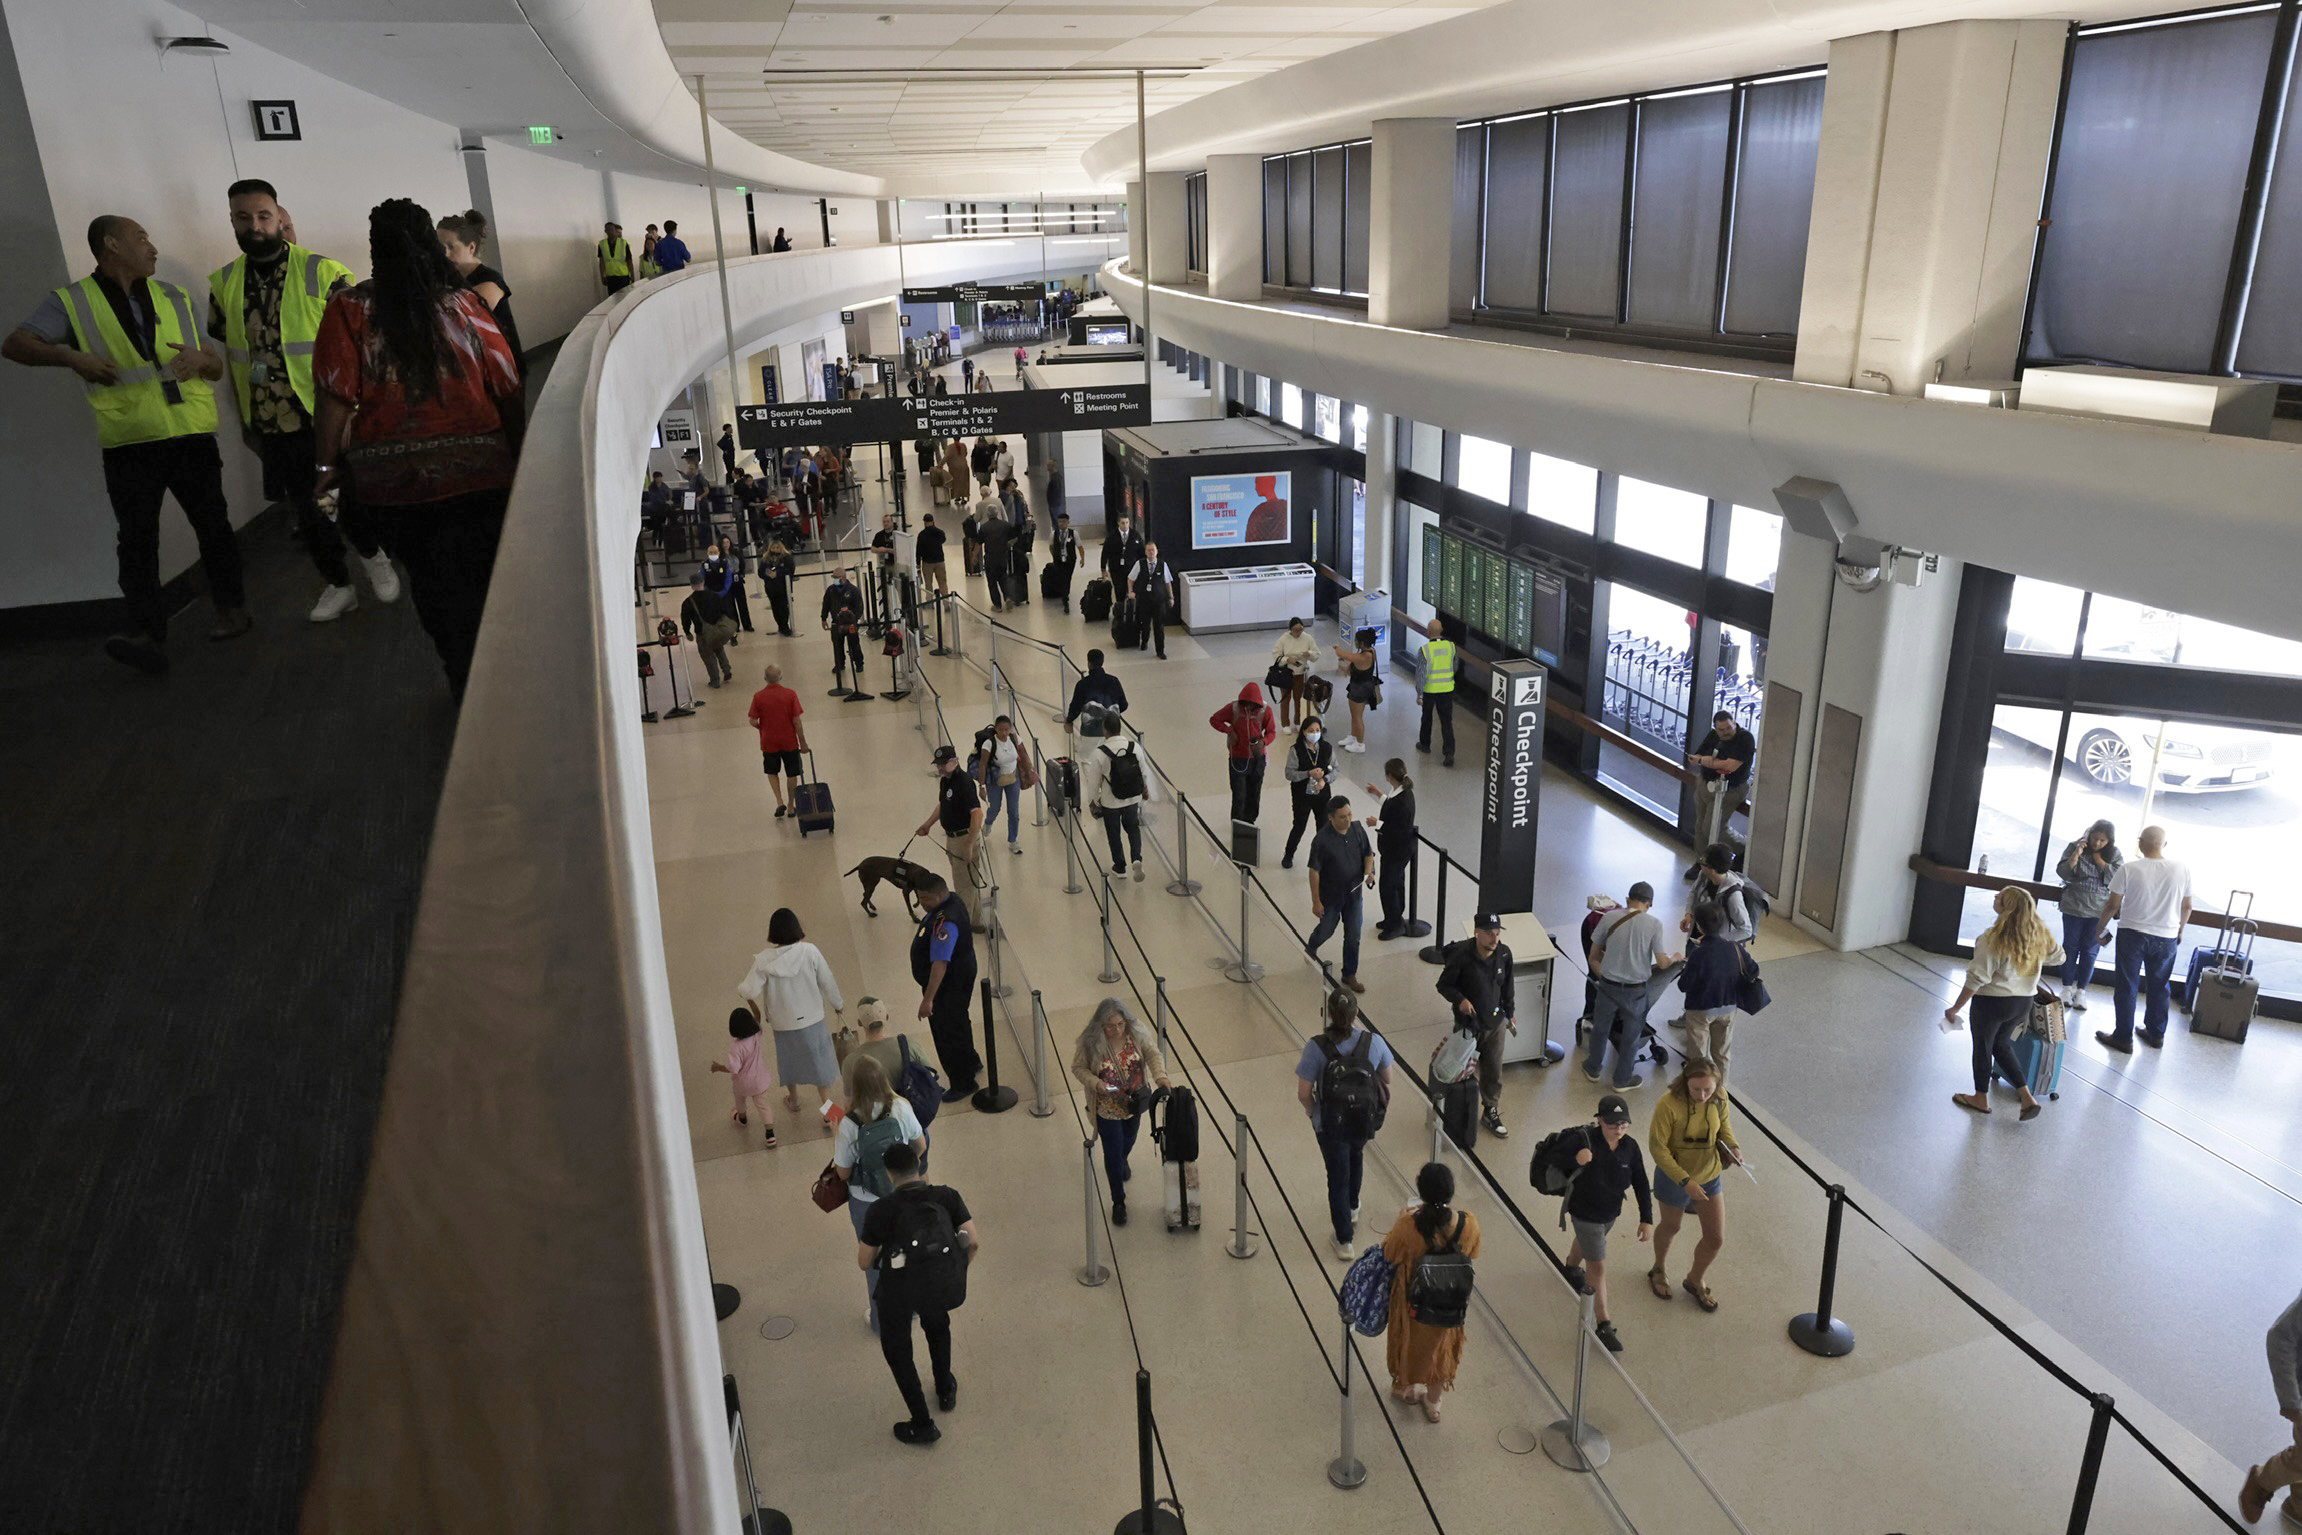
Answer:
[{"xmin": 1479, "ymin": 658, "xmax": 1566, "ymax": 1064}]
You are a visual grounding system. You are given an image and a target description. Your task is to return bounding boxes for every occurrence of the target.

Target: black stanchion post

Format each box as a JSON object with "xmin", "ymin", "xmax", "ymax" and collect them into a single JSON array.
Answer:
[
  {"xmin": 2065, "ymin": 1393, "xmax": 2115, "ymax": 1535},
  {"xmin": 1113, "ymin": 1368, "xmax": 1184, "ymax": 1535},
  {"xmin": 1400, "ymin": 839, "xmax": 1431, "ymax": 940},
  {"xmin": 1418, "ymin": 848, "xmax": 1451, "ymax": 964},
  {"xmin": 1787, "ymin": 1183, "xmax": 1856, "ymax": 1357},
  {"xmin": 973, "ymin": 977, "xmax": 1018, "ymax": 1113}
]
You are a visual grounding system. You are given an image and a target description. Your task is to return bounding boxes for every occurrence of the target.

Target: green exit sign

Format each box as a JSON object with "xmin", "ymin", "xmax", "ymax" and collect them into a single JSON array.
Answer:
[{"xmin": 527, "ymin": 125, "xmax": 555, "ymax": 145}]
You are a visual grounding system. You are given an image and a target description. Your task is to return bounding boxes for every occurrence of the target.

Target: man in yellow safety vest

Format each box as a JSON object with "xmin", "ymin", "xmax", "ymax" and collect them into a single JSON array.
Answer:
[
  {"xmin": 4, "ymin": 214, "xmax": 246, "ymax": 675},
  {"xmin": 208, "ymin": 178, "xmax": 399, "ymax": 624},
  {"xmin": 598, "ymin": 222, "xmax": 633, "ymax": 293},
  {"xmin": 1416, "ymin": 617, "xmax": 1460, "ymax": 767}
]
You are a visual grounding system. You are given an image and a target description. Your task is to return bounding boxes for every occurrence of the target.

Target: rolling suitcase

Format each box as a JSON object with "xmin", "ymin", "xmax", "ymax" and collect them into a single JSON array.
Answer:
[
  {"xmin": 2192, "ymin": 895, "xmax": 2258, "ymax": 1043},
  {"xmin": 1150, "ymin": 1087, "xmax": 1201, "ymax": 1232},
  {"xmin": 1437, "ymin": 1076, "xmax": 1480, "ymax": 1152},
  {"xmin": 1080, "ymin": 574, "xmax": 1112, "ymax": 622},
  {"xmin": 1039, "ymin": 562, "xmax": 1062, "ymax": 599},
  {"xmin": 2182, "ymin": 944, "xmax": 2253, "ymax": 1011},
  {"xmin": 792, "ymin": 750, "xmax": 836, "ymax": 836},
  {"xmin": 1111, "ymin": 598, "xmax": 1140, "ymax": 650},
  {"xmin": 2009, "ymin": 1032, "xmax": 2066, "ymax": 1100}
]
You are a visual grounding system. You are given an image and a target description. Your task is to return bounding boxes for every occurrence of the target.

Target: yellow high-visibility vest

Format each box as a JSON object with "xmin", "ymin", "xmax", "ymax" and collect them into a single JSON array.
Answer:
[
  {"xmin": 1422, "ymin": 637, "xmax": 1457, "ymax": 694},
  {"xmin": 208, "ymin": 244, "xmax": 354, "ymax": 425},
  {"xmin": 599, "ymin": 236, "xmax": 632, "ymax": 277},
  {"xmin": 55, "ymin": 275, "xmax": 217, "ymax": 448}
]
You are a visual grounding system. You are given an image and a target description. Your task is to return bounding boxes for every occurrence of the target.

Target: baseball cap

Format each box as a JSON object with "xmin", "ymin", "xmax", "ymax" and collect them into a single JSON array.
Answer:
[
  {"xmin": 931, "ymin": 744, "xmax": 958, "ymax": 764},
  {"xmin": 1473, "ymin": 912, "xmax": 1503, "ymax": 931},
  {"xmin": 1596, "ymin": 1094, "xmax": 1632, "ymax": 1126}
]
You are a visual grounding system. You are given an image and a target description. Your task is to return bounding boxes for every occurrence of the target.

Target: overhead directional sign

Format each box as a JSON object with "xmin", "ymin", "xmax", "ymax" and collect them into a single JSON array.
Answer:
[
  {"xmin": 900, "ymin": 282, "xmax": 1044, "ymax": 304},
  {"xmin": 738, "ymin": 383, "xmax": 1150, "ymax": 450}
]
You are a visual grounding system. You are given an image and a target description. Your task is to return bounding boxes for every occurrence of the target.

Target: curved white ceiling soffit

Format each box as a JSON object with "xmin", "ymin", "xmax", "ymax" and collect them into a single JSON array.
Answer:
[
  {"xmin": 1080, "ymin": 0, "xmax": 2166, "ymax": 178},
  {"xmin": 514, "ymin": 0, "xmax": 887, "ymax": 196}
]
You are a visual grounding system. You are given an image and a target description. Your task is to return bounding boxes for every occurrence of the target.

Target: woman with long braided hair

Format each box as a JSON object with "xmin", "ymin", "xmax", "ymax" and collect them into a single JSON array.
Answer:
[{"xmin": 313, "ymin": 198, "xmax": 524, "ymax": 698}]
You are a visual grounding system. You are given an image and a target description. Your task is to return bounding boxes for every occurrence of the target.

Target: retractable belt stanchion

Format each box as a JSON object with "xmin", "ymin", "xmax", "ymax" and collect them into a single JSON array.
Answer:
[
  {"xmin": 1539, "ymin": 1289, "xmax": 1612, "ymax": 1471},
  {"xmin": 1063, "ymin": 794, "xmax": 1086, "ymax": 896},
  {"xmin": 1078, "ymin": 1138, "xmax": 1110, "ymax": 1287},
  {"xmin": 1028, "ymin": 989, "xmax": 1053, "ymax": 1118},
  {"xmin": 1113, "ymin": 1369, "xmax": 1183, "ymax": 1535},
  {"xmin": 1165, "ymin": 793, "xmax": 1201, "ymax": 897},
  {"xmin": 1226, "ymin": 1111, "xmax": 1257, "ymax": 1260},
  {"xmin": 1399, "ymin": 840, "xmax": 1432, "ymax": 940},
  {"xmin": 1787, "ymin": 1183, "xmax": 1856, "ymax": 1357},
  {"xmin": 1098, "ymin": 868, "xmax": 1123, "ymax": 984},
  {"xmin": 2065, "ymin": 1393, "xmax": 2116, "ymax": 1535},
  {"xmin": 1222, "ymin": 860, "xmax": 1263, "ymax": 984},
  {"xmin": 1327, "ymin": 1318, "xmax": 1366, "ymax": 1490},
  {"xmin": 1419, "ymin": 845, "xmax": 1452, "ymax": 964},
  {"xmin": 1153, "ymin": 976, "xmax": 1170, "ymax": 1056},
  {"xmin": 986, "ymin": 882, "xmax": 1012, "ymax": 999},
  {"xmin": 972, "ymin": 977, "xmax": 1017, "ymax": 1113}
]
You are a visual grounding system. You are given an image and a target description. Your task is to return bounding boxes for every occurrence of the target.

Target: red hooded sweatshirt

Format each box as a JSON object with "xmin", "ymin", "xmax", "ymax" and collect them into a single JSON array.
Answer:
[{"xmin": 1209, "ymin": 682, "xmax": 1277, "ymax": 760}]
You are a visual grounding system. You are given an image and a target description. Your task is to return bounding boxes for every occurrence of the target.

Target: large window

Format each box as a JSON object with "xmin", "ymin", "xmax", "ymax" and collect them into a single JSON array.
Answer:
[
  {"xmin": 1924, "ymin": 571, "xmax": 2302, "ymax": 1005},
  {"xmin": 1527, "ymin": 452, "xmax": 1598, "ymax": 533},
  {"xmin": 1614, "ymin": 477, "xmax": 1708, "ymax": 566},
  {"xmin": 1456, "ymin": 434, "xmax": 1513, "ymax": 504},
  {"xmin": 1449, "ymin": 69, "xmax": 1824, "ymax": 348},
  {"xmin": 1261, "ymin": 139, "xmax": 1375, "ymax": 297},
  {"xmin": 2028, "ymin": 4, "xmax": 2302, "ymax": 379}
]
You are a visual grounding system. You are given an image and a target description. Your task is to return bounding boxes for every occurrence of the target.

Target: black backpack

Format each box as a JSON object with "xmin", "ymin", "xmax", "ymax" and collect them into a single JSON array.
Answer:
[
  {"xmin": 1315, "ymin": 1032, "xmax": 1387, "ymax": 1140},
  {"xmin": 1407, "ymin": 1213, "xmax": 1475, "ymax": 1328},
  {"xmin": 880, "ymin": 1188, "xmax": 969, "ymax": 1311},
  {"xmin": 1102, "ymin": 743, "xmax": 1147, "ymax": 802},
  {"xmin": 1529, "ymin": 1126, "xmax": 1593, "ymax": 1198},
  {"xmin": 1150, "ymin": 1086, "xmax": 1198, "ymax": 1164}
]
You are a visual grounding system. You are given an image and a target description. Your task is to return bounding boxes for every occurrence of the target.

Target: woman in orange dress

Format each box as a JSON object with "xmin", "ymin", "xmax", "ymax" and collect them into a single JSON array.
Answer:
[{"xmin": 1381, "ymin": 1161, "xmax": 1481, "ymax": 1422}]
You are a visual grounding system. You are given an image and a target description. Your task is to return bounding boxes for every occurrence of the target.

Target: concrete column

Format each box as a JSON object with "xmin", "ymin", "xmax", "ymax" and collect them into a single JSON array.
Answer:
[
  {"xmin": 862, "ymin": 299, "xmax": 901, "ymax": 363},
  {"xmin": 1368, "ymin": 119, "xmax": 1456, "ymax": 330},
  {"xmin": 1361, "ymin": 410, "xmax": 1396, "ymax": 597},
  {"xmin": 876, "ymin": 200, "xmax": 896, "ymax": 244},
  {"xmin": 1144, "ymin": 171, "xmax": 1189, "ymax": 285},
  {"xmin": 1753, "ymin": 536, "xmax": 1964, "ymax": 950},
  {"xmin": 1795, "ymin": 20, "xmax": 2066, "ymax": 392},
  {"xmin": 1205, "ymin": 154, "xmax": 1262, "ymax": 302},
  {"xmin": 1126, "ymin": 180, "xmax": 1145, "ymax": 278}
]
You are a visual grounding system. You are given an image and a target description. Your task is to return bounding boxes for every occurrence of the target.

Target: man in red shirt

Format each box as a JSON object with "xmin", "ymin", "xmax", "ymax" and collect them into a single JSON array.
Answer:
[
  {"xmin": 746, "ymin": 663, "xmax": 809, "ymax": 819},
  {"xmin": 1208, "ymin": 681, "xmax": 1277, "ymax": 826}
]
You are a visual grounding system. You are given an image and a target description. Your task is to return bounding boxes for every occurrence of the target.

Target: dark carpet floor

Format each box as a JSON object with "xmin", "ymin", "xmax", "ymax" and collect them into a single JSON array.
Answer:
[{"xmin": 0, "ymin": 513, "xmax": 462, "ymax": 1531}]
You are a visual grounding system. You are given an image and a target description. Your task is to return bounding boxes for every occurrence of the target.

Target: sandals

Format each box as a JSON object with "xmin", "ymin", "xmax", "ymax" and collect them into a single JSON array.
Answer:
[
  {"xmin": 1953, "ymin": 1093, "xmax": 1990, "ymax": 1115},
  {"xmin": 1682, "ymin": 1278, "xmax": 1719, "ymax": 1312},
  {"xmin": 2019, "ymin": 1101, "xmax": 2043, "ymax": 1122},
  {"xmin": 1421, "ymin": 1394, "xmax": 1442, "ymax": 1424},
  {"xmin": 1646, "ymin": 1267, "xmax": 1672, "ymax": 1301}
]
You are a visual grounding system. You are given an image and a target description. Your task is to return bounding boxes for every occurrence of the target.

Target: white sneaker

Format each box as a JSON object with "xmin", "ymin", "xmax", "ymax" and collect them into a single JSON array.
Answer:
[
  {"xmin": 1331, "ymin": 1237, "xmax": 1355, "ymax": 1262},
  {"xmin": 1341, "ymin": 738, "xmax": 1367, "ymax": 754},
  {"xmin": 2067, "ymin": 990, "xmax": 2089, "ymax": 1012},
  {"xmin": 361, "ymin": 551, "xmax": 402, "ymax": 604},
  {"xmin": 308, "ymin": 583, "xmax": 358, "ymax": 623},
  {"xmin": 1131, "ymin": 860, "xmax": 1145, "ymax": 882},
  {"xmin": 1010, "ymin": 842, "xmax": 1023, "ymax": 855}
]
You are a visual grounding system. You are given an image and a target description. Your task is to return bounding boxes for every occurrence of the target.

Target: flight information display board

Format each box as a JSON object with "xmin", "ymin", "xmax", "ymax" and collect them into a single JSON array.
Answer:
[
  {"xmin": 736, "ymin": 383, "xmax": 1149, "ymax": 450},
  {"xmin": 1422, "ymin": 527, "xmax": 1573, "ymax": 669}
]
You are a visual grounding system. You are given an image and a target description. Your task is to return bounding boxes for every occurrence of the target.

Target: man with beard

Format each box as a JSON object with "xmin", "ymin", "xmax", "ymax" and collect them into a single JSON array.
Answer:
[{"xmin": 207, "ymin": 179, "xmax": 400, "ymax": 623}]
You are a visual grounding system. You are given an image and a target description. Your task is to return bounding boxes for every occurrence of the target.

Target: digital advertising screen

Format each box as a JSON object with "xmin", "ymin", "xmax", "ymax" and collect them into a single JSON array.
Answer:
[{"xmin": 1189, "ymin": 472, "xmax": 1292, "ymax": 550}]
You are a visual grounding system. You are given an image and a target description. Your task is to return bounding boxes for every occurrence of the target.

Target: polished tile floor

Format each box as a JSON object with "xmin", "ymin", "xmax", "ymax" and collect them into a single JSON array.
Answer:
[{"xmin": 642, "ymin": 354, "xmax": 2281, "ymax": 1533}]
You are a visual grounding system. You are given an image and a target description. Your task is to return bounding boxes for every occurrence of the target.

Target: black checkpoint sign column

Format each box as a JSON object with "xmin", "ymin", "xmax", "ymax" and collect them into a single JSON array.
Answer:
[{"xmin": 1478, "ymin": 659, "xmax": 1545, "ymax": 913}]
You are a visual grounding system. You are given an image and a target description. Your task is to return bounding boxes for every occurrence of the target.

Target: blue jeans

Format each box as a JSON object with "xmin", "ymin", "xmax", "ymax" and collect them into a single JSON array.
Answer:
[
  {"xmin": 2061, "ymin": 914, "xmax": 2104, "ymax": 991},
  {"xmin": 1585, "ymin": 978, "xmax": 1653, "ymax": 1087},
  {"xmin": 1307, "ymin": 888, "xmax": 1363, "ymax": 979},
  {"xmin": 1096, "ymin": 1112, "xmax": 1141, "ymax": 1200},
  {"xmin": 849, "ymin": 1197, "xmax": 881, "ymax": 1330},
  {"xmin": 988, "ymin": 779, "xmax": 1022, "ymax": 843},
  {"xmin": 1318, "ymin": 1130, "xmax": 1366, "ymax": 1243},
  {"xmin": 2111, "ymin": 929, "xmax": 2179, "ymax": 1044}
]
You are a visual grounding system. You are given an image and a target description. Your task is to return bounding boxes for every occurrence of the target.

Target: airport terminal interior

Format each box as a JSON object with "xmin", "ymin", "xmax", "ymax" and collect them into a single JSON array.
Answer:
[{"xmin": 6, "ymin": 0, "xmax": 2302, "ymax": 1531}]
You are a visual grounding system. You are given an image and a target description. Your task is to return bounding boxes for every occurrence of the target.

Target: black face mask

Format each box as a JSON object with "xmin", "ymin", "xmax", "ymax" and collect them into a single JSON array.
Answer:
[{"xmin": 235, "ymin": 228, "xmax": 287, "ymax": 262}]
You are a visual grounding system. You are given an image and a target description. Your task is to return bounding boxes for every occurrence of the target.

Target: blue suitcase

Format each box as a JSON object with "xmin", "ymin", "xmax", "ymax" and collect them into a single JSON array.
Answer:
[{"xmin": 2009, "ymin": 1032, "xmax": 2064, "ymax": 1101}]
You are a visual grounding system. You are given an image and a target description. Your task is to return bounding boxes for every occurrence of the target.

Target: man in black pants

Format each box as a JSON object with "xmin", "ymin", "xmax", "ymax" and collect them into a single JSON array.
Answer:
[
  {"xmin": 1125, "ymin": 539, "xmax": 1175, "ymax": 659},
  {"xmin": 1436, "ymin": 913, "xmax": 1517, "ymax": 1140},
  {"xmin": 858, "ymin": 1143, "xmax": 979, "ymax": 1444},
  {"xmin": 908, "ymin": 871, "xmax": 981, "ymax": 1098},
  {"xmin": 821, "ymin": 566, "xmax": 865, "ymax": 686}
]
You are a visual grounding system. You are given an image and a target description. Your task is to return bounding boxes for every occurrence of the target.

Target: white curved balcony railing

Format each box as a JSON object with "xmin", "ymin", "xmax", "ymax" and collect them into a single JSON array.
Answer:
[
  {"xmin": 296, "ymin": 235, "xmax": 1122, "ymax": 1534},
  {"xmin": 1104, "ymin": 260, "xmax": 2302, "ymax": 644}
]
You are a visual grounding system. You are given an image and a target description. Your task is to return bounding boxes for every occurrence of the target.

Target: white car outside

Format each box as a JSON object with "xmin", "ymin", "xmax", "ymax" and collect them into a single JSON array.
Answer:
[{"xmin": 1993, "ymin": 712, "xmax": 2275, "ymax": 793}]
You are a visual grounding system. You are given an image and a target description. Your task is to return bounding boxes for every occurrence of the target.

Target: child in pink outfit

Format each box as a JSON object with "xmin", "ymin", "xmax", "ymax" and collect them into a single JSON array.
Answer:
[{"xmin": 710, "ymin": 1007, "xmax": 780, "ymax": 1146}]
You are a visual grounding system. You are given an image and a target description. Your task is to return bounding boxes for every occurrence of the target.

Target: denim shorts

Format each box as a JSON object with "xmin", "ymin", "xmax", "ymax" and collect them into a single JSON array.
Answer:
[{"xmin": 1654, "ymin": 1173, "xmax": 1722, "ymax": 1211}]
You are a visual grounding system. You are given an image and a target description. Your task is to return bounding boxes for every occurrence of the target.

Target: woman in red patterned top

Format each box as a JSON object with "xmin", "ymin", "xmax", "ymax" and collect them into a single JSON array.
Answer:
[
  {"xmin": 313, "ymin": 198, "xmax": 524, "ymax": 699},
  {"xmin": 1069, "ymin": 997, "xmax": 1170, "ymax": 1226}
]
